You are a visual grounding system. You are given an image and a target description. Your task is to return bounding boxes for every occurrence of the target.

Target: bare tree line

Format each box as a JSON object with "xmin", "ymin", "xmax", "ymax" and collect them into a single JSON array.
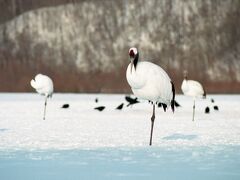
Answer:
[{"xmin": 0, "ymin": 0, "xmax": 239, "ymax": 93}]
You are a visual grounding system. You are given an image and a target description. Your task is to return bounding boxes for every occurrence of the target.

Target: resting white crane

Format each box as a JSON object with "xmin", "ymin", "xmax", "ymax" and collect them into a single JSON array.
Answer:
[
  {"xmin": 181, "ymin": 71, "xmax": 206, "ymax": 121},
  {"xmin": 126, "ymin": 47, "xmax": 175, "ymax": 146},
  {"xmin": 30, "ymin": 74, "xmax": 54, "ymax": 120}
]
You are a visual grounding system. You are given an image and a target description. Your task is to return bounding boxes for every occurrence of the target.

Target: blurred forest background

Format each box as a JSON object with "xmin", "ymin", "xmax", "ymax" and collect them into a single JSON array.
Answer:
[{"xmin": 0, "ymin": 0, "xmax": 239, "ymax": 93}]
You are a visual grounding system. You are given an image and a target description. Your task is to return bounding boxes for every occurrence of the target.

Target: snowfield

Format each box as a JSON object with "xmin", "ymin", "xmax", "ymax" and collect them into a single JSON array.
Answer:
[
  {"xmin": 0, "ymin": 93, "xmax": 239, "ymax": 180},
  {"xmin": 0, "ymin": 93, "xmax": 239, "ymax": 150}
]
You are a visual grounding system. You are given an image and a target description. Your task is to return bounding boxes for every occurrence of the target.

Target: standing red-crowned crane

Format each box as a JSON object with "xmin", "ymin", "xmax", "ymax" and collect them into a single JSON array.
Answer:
[
  {"xmin": 30, "ymin": 74, "xmax": 54, "ymax": 120},
  {"xmin": 181, "ymin": 71, "xmax": 206, "ymax": 121},
  {"xmin": 126, "ymin": 47, "xmax": 175, "ymax": 146}
]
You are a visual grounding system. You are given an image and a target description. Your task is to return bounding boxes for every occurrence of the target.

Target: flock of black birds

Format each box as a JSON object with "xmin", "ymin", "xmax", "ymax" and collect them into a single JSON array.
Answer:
[
  {"xmin": 60, "ymin": 96, "xmax": 219, "ymax": 114},
  {"xmin": 93, "ymin": 96, "xmax": 180, "ymax": 112},
  {"xmin": 94, "ymin": 96, "xmax": 141, "ymax": 112},
  {"xmin": 204, "ymin": 98, "xmax": 219, "ymax": 114}
]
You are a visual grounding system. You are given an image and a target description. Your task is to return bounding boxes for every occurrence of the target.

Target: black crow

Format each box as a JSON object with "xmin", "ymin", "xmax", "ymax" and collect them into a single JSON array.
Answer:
[
  {"xmin": 213, "ymin": 105, "xmax": 219, "ymax": 111},
  {"xmin": 116, "ymin": 103, "xmax": 124, "ymax": 110},
  {"xmin": 157, "ymin": 103, "xmax": 167, "ymax": 112},
  {"xmin": 62, "ymin": 104, "xmax": 69, "ymax": 108},
  {"xmin": 174, "ymin": 100, "xmax": 181, "ymax": 107},
  {"xmin": 94, "ymin": 106, "xmax": 105, "ymax": 111},
  {"xmin": 205, "ymin": 107, "xmax": 210, "ymax": 114},
  {"xmin": 125, "ymin": 96, "xmax": 140, "ymax": 107}
]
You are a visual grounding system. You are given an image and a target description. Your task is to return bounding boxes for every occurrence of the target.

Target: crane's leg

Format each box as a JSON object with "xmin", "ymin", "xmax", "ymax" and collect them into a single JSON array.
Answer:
[
  {"xmin": 43, "ymin": 97, "xmax": 48, "ymax": 120},
  {"xmin": 192, "ymin": 99, "xmax": 195, "ymax": 121},
  {"xmin": 149, "ymin": 104, "xmax": 155, "ymax": 146}
]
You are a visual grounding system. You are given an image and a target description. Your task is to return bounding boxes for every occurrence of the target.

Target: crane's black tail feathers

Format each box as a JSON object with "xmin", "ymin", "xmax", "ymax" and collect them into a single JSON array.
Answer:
[
  {"xmin": 203, "ymin": 88, "xmax": 207, "ymax": 99},
  {"xmin": 171, "ymin": 81, "xmax": 175, "ymax": 113}
]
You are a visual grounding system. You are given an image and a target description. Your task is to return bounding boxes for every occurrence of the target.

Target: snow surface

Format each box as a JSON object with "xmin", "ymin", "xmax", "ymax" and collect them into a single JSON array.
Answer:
[
  {"xmin": 0, "ymin": 93, "xmax": 239, "ymax": 150},
  {"xmin": 0, "ymin": 93, "xmax": 240, "ymax": 180}
]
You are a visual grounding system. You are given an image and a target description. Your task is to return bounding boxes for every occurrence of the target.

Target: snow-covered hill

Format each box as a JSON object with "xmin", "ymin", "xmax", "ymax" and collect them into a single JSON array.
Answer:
[{"xmin": 0, "ymin": 0, "xmax": 240, "ymax": 93}]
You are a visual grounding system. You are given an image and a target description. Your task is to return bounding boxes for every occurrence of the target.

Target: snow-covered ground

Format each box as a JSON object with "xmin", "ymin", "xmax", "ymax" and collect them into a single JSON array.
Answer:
[
  {"xmin": 0, "ymin": 93, "xmax": 239, "ymax": 149},
  {"xmin": 0, "ymin": 93, "xmax": 240, "ymax": 180}
]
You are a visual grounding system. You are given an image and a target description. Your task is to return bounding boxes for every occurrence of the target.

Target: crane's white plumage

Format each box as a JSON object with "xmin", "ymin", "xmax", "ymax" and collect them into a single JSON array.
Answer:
[
  {"xmin": 126, "ymin": 47, "xmax": 175, "ymax": 146},
  {"xmin": 30, "ymin": 74, "xmax": 54, "ymax": 120},
  {"xmin": 126, "ymin": 61, "xmax": 172, "ymax": 105},
  {"xmin": 181, "ymin": 71, "xmax": 206, "ymax": 121},
  {"xmin": 30, "ymin": 74, "xmax": 53, "ymax": 97},
  {"xmin": 181, "ymin": 80, "xmax": 205, "ymax": 98}
]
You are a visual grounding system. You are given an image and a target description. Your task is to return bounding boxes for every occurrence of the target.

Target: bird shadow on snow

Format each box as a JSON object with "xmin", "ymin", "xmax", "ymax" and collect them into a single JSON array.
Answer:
[
  {"xmin": 162, "ymin": 133, "xmax": 198, "ymax": 140},
  {"xmin": 0, "ymin": 128, "xmax": 8, "ymax": 133}
]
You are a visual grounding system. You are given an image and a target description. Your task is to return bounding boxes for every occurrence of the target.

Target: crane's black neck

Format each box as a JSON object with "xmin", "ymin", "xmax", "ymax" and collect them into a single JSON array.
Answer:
[{"xmin": 133, "ymin": 53, "xmax": 139, "ymax": 69}]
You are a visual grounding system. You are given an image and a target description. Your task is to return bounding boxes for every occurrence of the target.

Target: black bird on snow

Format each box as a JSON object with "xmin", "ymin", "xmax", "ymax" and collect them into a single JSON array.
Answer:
[
  {"xmin": 211, "ymin": 98, "xmax": 219, "ymax": 111},
  {"xmin": 94, "ymin": 106, "xmax": 105, "ymax": 111},
  {"xmin": 174, "ymin": 100, "xmax": 181, "ymax": 107},
  {"xmin": 116, "ymin": 103, "xmax": 124, "ymax": 110},
  {"xmin": 213, "ymin": 105, "xmax": 219, "ymax": 111},
  {"xmin": 62, "ymin": 104, "xmax": 70, "ymax": 108},
  {"xmin": 157, "ymin": 102, "xmax": 167, "ymax": 112},
  {"xmin": 95, "ymin": 98, "xmax": 99, "ymax": 103},
  {"xmin": 205, "ymin": 106, "xmax": 210, "ymax": 114},
  {"xmin": 157, "ymin": 100, "xmax": 180, "ymax": 111},
  {"xmin": 125, "ymin": 96, "xmax": 140, "ymax": 107}
]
